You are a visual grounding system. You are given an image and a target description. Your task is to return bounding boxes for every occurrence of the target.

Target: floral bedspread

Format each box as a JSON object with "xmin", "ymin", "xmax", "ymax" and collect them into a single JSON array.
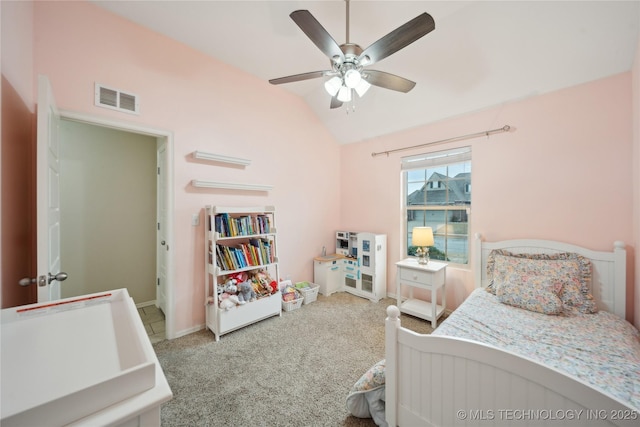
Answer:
[{"xmin": 434, "ymin": 288, "xmax": 640, "ymax": 410}]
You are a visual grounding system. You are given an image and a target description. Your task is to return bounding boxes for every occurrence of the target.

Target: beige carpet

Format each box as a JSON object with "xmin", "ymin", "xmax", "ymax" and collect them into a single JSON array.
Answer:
[{"xmin": 153, "ymin": 292, "xmax": 437, "ymax": 426}]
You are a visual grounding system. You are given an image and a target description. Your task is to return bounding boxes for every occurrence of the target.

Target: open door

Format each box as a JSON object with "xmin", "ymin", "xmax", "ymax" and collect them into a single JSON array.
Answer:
[
  {"xmin": 156, "ymin": 139, "xmax": 168, "ymax": 314},
  {"xmin": 35, "ymin": 75, "xmax": 66, "ymax": 301}
]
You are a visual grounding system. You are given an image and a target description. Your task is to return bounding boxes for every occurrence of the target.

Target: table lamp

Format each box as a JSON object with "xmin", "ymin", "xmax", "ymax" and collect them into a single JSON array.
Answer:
[{"xmin": 412, "ymin": 226, "xmax": 434, "ymax": 265}]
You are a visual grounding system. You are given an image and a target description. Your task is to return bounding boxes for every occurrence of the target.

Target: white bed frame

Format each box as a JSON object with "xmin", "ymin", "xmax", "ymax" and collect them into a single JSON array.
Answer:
[{"xmin": 385, "ymin": 234, "xmax": 636, "ymax": 426}]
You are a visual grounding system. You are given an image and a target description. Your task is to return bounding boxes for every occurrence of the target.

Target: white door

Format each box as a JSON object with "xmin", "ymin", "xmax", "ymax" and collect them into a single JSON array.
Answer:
[
  {"xmin": 36, "ymin": 75, "xmax": 65, "ymax": 302},
  {"xmin": 156, "ymin": 139, "xmax": 168, "ymax": 313}
]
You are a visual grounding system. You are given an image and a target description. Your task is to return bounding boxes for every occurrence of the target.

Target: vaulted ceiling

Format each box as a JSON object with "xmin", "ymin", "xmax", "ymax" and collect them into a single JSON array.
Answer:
[{"xmin": 91, "ymin": 1, "xmax": 639, "ymax": 144}]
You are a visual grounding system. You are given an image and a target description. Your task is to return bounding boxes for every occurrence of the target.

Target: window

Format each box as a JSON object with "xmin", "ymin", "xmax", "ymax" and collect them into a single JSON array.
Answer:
[{"xmin": 402, "ymin": 147, "xmax": 471, "ymax": 265}]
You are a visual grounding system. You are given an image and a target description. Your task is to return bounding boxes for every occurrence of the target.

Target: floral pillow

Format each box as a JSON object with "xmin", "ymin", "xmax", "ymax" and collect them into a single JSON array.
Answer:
[
  {"xmin": 350, "ymin": 359, "xmax": 385, "ymax": 393},
  {"xmin": 486, "ymin": 250, "xmax": 597, "ymax": 313},
  {"xmin": 559, "ymin": 276, "xmax": 597, "ymax": 313},
  {"xmin": 495, "ymin": 273, "xmax": 564, "ymax": 314},
  {"xmin": 346, "ymin": 359, "xmax": 386, "ymax": 419}
]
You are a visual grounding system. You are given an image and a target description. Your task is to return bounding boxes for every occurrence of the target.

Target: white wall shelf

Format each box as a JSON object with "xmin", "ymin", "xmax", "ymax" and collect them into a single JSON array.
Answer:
[
  {"xmin": 192, "ymin": 151, "xmax": 251, "ymax": 166},
  {"xmin": 191, "ymin": 180, "xmax": 273, "ymax": 192}
]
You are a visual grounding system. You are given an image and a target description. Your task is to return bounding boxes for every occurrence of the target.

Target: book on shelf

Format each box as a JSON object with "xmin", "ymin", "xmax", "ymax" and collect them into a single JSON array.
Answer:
[
  {"xmin": 214, "ymin": 213, "xmax": 271, "ymax": 237},
  {"xmin": 215, "ymin": 238, "xmax": 274, "ymax": 272}
]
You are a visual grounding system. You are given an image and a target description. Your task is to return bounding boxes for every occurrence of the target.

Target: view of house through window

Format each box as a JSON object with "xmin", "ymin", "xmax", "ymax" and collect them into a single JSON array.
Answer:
[{"xmin": 402, "ymin": 147, "xmax": 471, "ymax": 264}]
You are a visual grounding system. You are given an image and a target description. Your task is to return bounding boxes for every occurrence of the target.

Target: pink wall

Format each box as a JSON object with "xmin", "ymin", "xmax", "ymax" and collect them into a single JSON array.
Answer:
[
  {"xmin": 1, "ymin": 0, "xmax": 34, "ymax": 108},
  {"xmin": 1, "ymin": 0, "xmax": 36, "ymax": 308},
  {"xmin": 341, "ymin": 73, "xmax": 636, "ymax": 322},
  {"xmin": 30, "ymin": 1, "xmax": 341, "ymax": 336}
]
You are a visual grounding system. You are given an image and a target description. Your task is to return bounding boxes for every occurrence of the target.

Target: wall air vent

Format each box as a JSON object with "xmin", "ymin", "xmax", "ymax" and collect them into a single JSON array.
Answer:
[{"xmin": 95, "ymin": 83, "xmax": 139, "ymax": 115}]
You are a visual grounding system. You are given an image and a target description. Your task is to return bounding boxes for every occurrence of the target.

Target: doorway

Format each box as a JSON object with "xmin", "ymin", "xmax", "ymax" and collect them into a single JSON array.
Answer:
[{"xmin": 58, "ymin": 111, "xmax": 174, "ymax": 340}]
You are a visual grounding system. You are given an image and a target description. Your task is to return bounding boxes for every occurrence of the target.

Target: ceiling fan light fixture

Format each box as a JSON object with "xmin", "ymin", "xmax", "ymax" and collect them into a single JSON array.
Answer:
[
  {"xmin": 270, "ymin": 6, "xmax": 436, "ymax": 110},
  {"xmin": 324, "ymin": 76, "xmax": 342, "ymax": 96},
  {"xmin": 337, "ymin": 85, "xmax": 352, "ymax": 102},
  {"xmin": 343, "ymin": 69, "xmax": 362, "ymax": 88},
  {"xmin": 354, "ymin": 79, "xmax": 371, "ymax": 97}
]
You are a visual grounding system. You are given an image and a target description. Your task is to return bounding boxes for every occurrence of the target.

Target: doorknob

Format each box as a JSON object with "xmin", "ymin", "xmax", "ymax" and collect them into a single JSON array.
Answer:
[
  {"xmin": 49, "ymin": 272, "xmax": 68, "ymax": 284},
  {"xmin": 161, "ymin": 241, "xmax": 166, "ymax": 245},
  {"xmin": 19, "ymin": 272, "xmax": 68, "ymax": 287},
  {"xmin": 19, "ymin": 277, "xmax": 40, "ymax": 286}
]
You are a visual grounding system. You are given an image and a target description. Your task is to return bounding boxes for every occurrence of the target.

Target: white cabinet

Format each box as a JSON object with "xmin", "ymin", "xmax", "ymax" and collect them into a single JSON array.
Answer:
[
  {"xmin": 205, "ymin": 206, "xmax": 281, "ymax": 341},
  {"xmin": 313, "ymin": 256, "xmax": 342, "ymax": 296},
  {"xmin": 345, "ymin": 233, "xmax": 387, "ymax": 302},
  {"xmin": 395, "ymin": 259, "xmax": 446, "ymax": 328}
]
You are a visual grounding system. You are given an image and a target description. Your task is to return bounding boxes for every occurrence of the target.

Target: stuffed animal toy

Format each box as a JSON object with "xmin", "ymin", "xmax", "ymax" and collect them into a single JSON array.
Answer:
[
  {"xmin": 228, "ymin": 271, "xmax": 249, "ymax": 283},
  {"xmin": 252, "ymin": 281, "xmax": 268, "ymax": 298},
  {"xmin": 252, "ymin": 270, "xmax": 278, "ymax": 295},
  {"xmin": 237, "ymin": 280, "xmax": 256, "ymax": 304},
  {"xmin": 224, "ymin": 279, "xmax": 238, "ymax": 295},
  {"xmin": 219, "ymin": 292, "xmax": 239, "ymax": 310},
  {"xmin": 265, "ymin": 280, "xmax": 278, "ymax": 294}
]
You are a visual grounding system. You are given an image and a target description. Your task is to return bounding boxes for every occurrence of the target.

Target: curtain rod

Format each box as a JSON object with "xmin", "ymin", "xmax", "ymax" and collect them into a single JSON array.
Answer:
[{"xmin": 371, "ymin": 125, "xmax": 512, "ymax": 157}]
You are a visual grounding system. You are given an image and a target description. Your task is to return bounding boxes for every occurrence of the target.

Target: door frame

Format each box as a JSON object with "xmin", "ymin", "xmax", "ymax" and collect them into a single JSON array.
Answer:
[{"xmin": 60, "ymin": 110, "xmax": 176, "ymax": 340}]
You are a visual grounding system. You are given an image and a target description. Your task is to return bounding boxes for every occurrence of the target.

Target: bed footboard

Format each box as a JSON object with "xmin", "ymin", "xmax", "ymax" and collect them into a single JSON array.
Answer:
[{"xmin": 384, "ymin": 306, "xmax": 637, "ymax": 427}]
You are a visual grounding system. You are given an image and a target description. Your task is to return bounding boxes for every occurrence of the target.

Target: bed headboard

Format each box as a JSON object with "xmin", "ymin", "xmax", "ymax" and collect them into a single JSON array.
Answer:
[{"xmin": 473, "ymin": 233, "xmax": 627, "ymax": 319}]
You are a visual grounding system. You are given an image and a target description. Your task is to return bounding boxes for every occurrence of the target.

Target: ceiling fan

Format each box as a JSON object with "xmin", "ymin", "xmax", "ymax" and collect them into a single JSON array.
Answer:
[{"xmin": 269, "ymin": 0, "xmax": 435, "ymax": 110}]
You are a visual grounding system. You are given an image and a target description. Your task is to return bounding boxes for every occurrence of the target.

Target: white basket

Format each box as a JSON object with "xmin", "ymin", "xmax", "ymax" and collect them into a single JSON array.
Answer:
[
  {"xmin": 280, "ymin": 280, "xmax": 304, "ymax": 312},
  {"xmin": 281, "ymin": 296, "xmax": 304, "ymax": 312},
  {"xmin": 296, "ymin": 282, "xmax": 320, "ymax": 305}
]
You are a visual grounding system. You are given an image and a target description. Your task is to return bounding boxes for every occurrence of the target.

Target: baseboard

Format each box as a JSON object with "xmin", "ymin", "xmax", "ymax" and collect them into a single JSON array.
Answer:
[{"xmin": 172, "ymin": 324, "xmax": 206, "ymax": 339}]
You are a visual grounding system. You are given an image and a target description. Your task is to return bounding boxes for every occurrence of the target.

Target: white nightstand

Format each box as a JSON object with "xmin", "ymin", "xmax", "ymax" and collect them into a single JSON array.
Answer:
[{"xmin": 395, "ymin": 259, "xmax": 447, "ymax": 328}]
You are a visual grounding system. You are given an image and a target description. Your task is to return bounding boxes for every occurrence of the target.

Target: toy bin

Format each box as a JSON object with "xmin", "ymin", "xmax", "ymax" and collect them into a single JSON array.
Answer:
[
  {"xmin": 281, "ymin": 296, "xmax": 304, "ymax": 312},
  {"xmin": 295, "ymin": 281, "xmax": 320, "ymax": 305},
  {"xmin": 280, "ymin": 280, "xmax": 304, "ymax": 312}
]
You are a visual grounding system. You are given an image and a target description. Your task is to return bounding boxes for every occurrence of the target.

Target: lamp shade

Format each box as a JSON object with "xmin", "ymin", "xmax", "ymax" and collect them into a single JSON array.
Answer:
[
  {"xmin": 354, "ymin": 79, "xmax": 371, "ymax": 97},
  {"xmin": 412, "ymin": 227, "xmax": 434, "ymax": 247},
  {"xmin": 344, "ymin": 69, "xmax": 362, "ymax": 88},
  {"xmin": 324, "ymin": 76, "xmax": 342, "ymax": 96},
  {"xmin": 337, "ymin": 86, "xmax": 352, "ymax": 102}
]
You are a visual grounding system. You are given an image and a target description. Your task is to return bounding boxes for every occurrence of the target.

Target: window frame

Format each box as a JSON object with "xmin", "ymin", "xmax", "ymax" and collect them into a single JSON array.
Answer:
[{"xmin": 401, "ymin": 146, "xmax": 472, "ymax": 267}]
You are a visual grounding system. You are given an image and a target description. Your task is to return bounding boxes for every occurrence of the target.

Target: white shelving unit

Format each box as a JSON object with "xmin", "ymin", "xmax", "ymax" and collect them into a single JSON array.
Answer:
[{"xmin": 205, "ymin": 206, "xmax": 281, "ymax": 341}]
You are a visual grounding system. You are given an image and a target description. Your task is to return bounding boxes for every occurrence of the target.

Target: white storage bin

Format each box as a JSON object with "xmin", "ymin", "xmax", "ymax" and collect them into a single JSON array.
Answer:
[
  {"xmin": 295, "ymin": 281, "xmax": 320, "ymax": 305},
  {"xmin": 280, "ymin": 280, "xmax": 304, "ymax": 312}
]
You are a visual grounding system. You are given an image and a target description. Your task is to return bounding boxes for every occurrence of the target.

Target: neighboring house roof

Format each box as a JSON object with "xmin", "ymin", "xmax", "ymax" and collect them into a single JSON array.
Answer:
[{"xmin": 407, "ymin": 172, "xmax": 471, "ymax": 206}]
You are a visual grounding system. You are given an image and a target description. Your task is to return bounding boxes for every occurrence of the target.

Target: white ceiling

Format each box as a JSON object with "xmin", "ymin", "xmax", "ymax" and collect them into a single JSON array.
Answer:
[{"xmin": 91, "ymin": 1, "xmax": 639, "ymax": 144}]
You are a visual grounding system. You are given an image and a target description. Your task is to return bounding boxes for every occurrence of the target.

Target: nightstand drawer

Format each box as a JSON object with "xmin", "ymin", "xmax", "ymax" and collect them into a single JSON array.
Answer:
[
  {"xmin": 400, "ymin": 268, "xmax": 429, "ymax": 284},
  {"xmin": 399, "ymin": 267, "xmax": 444, "ymax": 286}
]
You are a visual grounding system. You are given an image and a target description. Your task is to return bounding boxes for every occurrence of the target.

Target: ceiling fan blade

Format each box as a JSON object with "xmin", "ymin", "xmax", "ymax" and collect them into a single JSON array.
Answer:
[
  {"xmin": 364, "ymin": 70, "xmax": 416, "ymax": 93},
  {"xmin": 290, "ymin": 10, "xmax": 345, "ymax": 62},
  {"xmin": 359, "ymin": 13, "xmax": 435, "ymax": 66},
  {"xmin": 330, "ymin": 96, "xmax": 343, "ymax": 109},
  {"xmin": 269, "ymin": 71, "xmax": 329, "ymax": 85}
]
